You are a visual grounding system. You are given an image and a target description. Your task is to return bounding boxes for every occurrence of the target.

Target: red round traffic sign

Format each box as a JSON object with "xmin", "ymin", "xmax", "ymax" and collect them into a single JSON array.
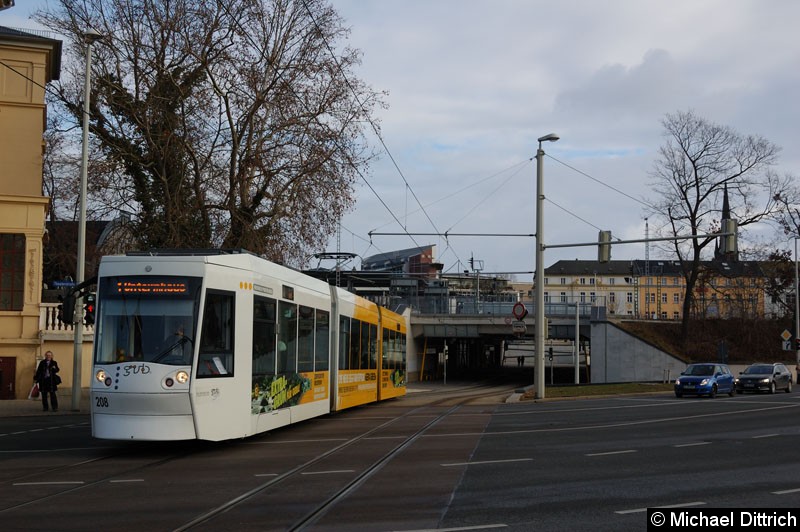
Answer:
[{"xmin": 512, "ymin": 302, "xmax": 527, "ymax": 320}]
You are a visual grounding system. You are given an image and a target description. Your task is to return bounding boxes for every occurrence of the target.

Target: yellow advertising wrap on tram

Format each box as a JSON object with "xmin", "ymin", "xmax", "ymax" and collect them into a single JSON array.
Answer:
[
  {"xmin": 337, "ymin": 369, "xmax": 379, "ymax": 410},
  {"xmin": 299, "ymin": 371, "xmax": 329, "ymax": 405},
  {"xmin": 378, "ymin": 306, "xmax": 407, "ymax": 401}
]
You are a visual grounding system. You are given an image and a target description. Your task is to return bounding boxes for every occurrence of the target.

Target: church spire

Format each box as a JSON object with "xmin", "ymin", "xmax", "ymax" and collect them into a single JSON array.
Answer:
[{"xmin": 721, "ymin": 182, "xmax": 731, "ymax": 220}]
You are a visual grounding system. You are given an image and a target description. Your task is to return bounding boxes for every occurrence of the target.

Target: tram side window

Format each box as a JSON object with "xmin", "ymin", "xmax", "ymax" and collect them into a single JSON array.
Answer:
[
  {"xmin": 359, "ymin": 320, "xmax": 371, "ymax": 369},
  {"xmin": 339, "ymin": 316, "xmax": 350, "ymax": 370},
  {"xmin": 197, "ymin": 291, "xmax": 234, "ymax": 378},
  {"xmin": 350, "ymin": 319, "xmax": 362, "ymax": 369},
  {"xmin": 278, "ymin": 301, "xmax": 297, "ymax": 374},
  {"xmin": 315, "ymin": 309, "xmax": 329, "ymax": 371},
  {"xmin": 297, "ymin": 305, "xmax": 314, "ymax": 372},
  {"xmin": 369, "ymin": 324, "xmax": 377, "ymax": 369},
  {"xmin": 252, "ymin": 296, "xmax": 276, "ymax": 376},
  {"xmin": 382, "ymin": 329, "xmax": 393, "ymax": 371}
]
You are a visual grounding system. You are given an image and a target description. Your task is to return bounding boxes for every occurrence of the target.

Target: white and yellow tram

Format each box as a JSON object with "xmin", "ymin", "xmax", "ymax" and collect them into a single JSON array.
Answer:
[{"xmin": 90, "ymin": 250, "xmax": 407, "ymax": 441}]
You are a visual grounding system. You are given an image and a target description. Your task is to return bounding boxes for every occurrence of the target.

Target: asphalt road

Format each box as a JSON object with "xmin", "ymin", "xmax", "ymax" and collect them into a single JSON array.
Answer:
[{"xmin": 1, "ymin": 386, "xmax": 799, "ymax": 531}]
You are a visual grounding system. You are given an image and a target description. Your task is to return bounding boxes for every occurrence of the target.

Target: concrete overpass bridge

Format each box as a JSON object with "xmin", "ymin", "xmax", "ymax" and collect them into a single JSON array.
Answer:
[{"xmin": 405, "ymin": 298, "xmax": 686, "ymax": 385}]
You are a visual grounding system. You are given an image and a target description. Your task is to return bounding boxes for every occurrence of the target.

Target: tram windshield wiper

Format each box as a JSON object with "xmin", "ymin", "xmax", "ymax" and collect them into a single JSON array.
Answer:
[{"xmin": 151, "ymin": 336, "xmax": 193, "ymax": 363}]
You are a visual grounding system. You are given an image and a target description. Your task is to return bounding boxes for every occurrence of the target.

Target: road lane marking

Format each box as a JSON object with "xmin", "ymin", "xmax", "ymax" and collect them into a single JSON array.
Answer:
[
  {"xmin": 586, "ymin": 449, "xmax": 637, "ymax": 456},
  {"xmin": 441, "ymin": 458, "xmax": 533, "ymax": 467},
  {"xmin": 616, "ymin": 501, "xmax": 705, "ymax": 514},
  {"xmin": 396, "ymin": 525, "xmax": 507, "ymax": 531},
  {"xmin": 301, "ymin": 469, "xmax": 354, "ymax": 475},
  {"xmin": 752, "ymin": 433, "xmax": 780, "ymax": 439},
  {"xmin": 673, "ymin": 442, "xmax": 711, "ymax": 447},
  {"xmin": 109, "ymin": 479, "xmax": 144, "ymax": 483},
  {"xmin": 13, "ymin": 481, "xmax": 85, "ymax": 486},
  {"xmin": 773, "ymin": 488, "xmax": 800, "ymax": 495}
]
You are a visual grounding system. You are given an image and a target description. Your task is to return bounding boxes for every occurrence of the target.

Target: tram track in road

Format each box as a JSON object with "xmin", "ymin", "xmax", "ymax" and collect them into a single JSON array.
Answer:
[
  {"xmin": 174, "ymin": 390, "xmax": 495, "ymax": 532},
  {"xmin": 285, "ymin": 405, "xmax": 459, "ymax": 532},
  {"xmin": 174, "ymin": 403, "xmax": 461, "ymax": 531},
  {"xmin": 422, "ymin": 381, "xmax": 524, "ymax": 407}
]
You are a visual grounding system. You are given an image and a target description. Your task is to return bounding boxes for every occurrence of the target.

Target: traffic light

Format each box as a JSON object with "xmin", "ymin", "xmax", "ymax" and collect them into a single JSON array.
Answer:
[
  {"xmin": 84, "ymin": 293, "xmax": 96, "ymax": 326},
  {"xmin": 61, "ymin": 291, "xmax": 76, "ymax": 324}
]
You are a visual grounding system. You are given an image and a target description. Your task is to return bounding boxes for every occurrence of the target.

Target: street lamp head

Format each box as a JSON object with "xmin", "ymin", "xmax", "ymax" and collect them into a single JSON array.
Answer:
[
  {"xmin": 83, "ymin": 29, "xmax": 103, "ymax": 44},
  {"xmin": 537, "ymin": 133, "xmax": 560, "ymax": 144}
]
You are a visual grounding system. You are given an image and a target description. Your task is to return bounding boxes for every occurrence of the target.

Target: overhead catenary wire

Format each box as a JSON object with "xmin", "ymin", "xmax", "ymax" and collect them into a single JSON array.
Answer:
[
  {"xmin": 300, "ymin": 0, "xmax": 443, "ymax": 237},
  {"xmin": 546, "ymin": 153, "xmax": 657, "ymax": 210}
]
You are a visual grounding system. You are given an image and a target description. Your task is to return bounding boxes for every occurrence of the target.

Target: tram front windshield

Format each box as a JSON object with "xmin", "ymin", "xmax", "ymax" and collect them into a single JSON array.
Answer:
[{"xmin": 94, "ymin": 276, "xmax": 202, "ymax": 366}]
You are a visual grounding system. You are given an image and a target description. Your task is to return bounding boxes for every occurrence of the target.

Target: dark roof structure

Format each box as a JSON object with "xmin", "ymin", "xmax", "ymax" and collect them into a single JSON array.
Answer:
[
  {"xmin": 362, "ymin": 245, "xmax": 435, "ymax": 271},
  {"xmin": 544, "ymin": 258, "xmax": 764, "ymax": 278},
  {"xmin": 0, "ymin": 25, "xmax": 62, "ymax": 81}
]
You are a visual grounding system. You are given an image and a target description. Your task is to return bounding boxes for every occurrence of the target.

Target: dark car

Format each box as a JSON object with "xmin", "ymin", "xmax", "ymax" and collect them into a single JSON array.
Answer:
[
  {"xmin": 674, "ymin": 363, "xmax": 736, "ymax": 398},
  {"xmin": 735, "ymin": 363, "xmax": 793, "ymax": 394}
]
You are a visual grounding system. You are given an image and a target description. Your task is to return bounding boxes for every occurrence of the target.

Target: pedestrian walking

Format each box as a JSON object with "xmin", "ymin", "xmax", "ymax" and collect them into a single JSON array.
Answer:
[{"xmin": 34, "ymin": 351, "xmax": 61, "ymax": 412}]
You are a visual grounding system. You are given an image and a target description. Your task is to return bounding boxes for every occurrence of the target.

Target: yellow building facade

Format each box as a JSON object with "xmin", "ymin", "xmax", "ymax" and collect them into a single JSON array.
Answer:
[
  {"xmin": 0, "ymin": 26, "xmax": 63, "ymax": 399},
  {"xmin": 542, "ymin": 259, "xmax": 765, "ymax": 321}
]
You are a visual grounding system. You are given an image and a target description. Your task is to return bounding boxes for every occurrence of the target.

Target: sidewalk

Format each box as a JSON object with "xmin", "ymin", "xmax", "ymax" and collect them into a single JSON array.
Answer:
[{"xmin": 0, "ymin": 393, "xmax": 90, "ymax": 417}]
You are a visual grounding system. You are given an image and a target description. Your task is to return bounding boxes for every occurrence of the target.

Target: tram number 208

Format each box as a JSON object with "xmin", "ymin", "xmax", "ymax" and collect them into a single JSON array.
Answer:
[{"xmin": 95, "ymin": 396, "xmax": 109, "ymax": 408}]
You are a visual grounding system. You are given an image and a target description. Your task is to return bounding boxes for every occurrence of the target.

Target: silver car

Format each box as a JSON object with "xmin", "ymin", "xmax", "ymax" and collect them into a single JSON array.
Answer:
[{"xmin": 735, "ymin": 363, "xmax": 793, "ymax": 394}]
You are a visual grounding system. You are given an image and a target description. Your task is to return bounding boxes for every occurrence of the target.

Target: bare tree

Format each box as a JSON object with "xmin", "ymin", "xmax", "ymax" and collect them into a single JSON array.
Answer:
[
  {"xmin": 36, "ymin": 0, "xmax": 384, "ymax": 266},
  {"xmin": 648, "ymin": 110, "xmax": 789, "ymax": 347}
]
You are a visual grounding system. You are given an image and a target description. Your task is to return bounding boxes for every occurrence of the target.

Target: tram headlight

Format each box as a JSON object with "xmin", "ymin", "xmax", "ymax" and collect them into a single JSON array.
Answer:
[
  {"xmin": 95, "ymin": 370, "xmax": 112, "ymax": 387},
  {"xmin": 176, "ymin": 370, "xmax": 189, "ymax": 384}
]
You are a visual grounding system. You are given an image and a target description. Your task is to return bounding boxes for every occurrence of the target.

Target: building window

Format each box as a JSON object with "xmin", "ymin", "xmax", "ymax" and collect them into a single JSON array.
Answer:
[
  {"xmin": 544, "ymin": 278, "xmax": 549, "ymax": 285},
  {"xmin": 544, "ymin": 292, "xmax": 550, "ymax": 302},
  {"xmin": 580, "ymin": 278, "xmax": 586, "ymax": 285},
  {"xmin": 0, "ymin": 233, "xmax": 25, "ymax": 311},
  {"xmin": 609, "ymin": 293, "xmax": 616, "ymax": 303},
  {"xmin": 627, "ymin": 292, "xmax": 633, "ymax": 303},
  {"xmin": 661, "ymin": 312, "xmax": 667, "ymax": 319},
  {"xmin": 609, "ymin": 278, "xmax": 615, "ymax": 285},
  {"xmin": 590, "ymin": 292, "xmax": 596, "ymax": 303},
  {"xmin": 580, "ymin": 292, "xmax": 586, "ymax": 303},
  {"xmin": 673, "ymin": 311, "xmax": 680, "ymax": 320},
  {"xmin": 661, "ymin": 293, "xmax": 667, "ymax": 303},
  {"xmin": 560, "ymin": 277, "xmax": 566, "ymax": 285},
  {"xmin": 650, "ymin": 292, "xmax": 655, "ymax": 303},
  {"xmin": 673, "ymin": 293, "xmax": 679, "ymax": 304},
  {"xmin": 560, "ymin": 292, "xmax": 567, "ymax": 303},
  {"xmin": 589, "ymin": 277, "xmax": 595, "ymax": 285}
]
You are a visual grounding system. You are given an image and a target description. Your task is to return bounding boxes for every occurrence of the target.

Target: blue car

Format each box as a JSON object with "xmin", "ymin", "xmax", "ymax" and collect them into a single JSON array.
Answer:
[{"xmin": 674, "ymin": 363, "xmax": 736, "ymax": 398}]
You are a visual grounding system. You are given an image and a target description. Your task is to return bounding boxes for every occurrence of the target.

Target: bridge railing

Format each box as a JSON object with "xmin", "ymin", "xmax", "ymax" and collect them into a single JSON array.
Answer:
[{"xmin": 389, "ymin": 295, "xmax": 603, "ymax": 318}]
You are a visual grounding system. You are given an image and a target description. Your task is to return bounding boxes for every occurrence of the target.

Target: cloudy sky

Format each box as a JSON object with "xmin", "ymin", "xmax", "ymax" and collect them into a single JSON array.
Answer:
[{"xmin": 5, "ymin": 1, "xmax": 799, "ymax": 279}]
